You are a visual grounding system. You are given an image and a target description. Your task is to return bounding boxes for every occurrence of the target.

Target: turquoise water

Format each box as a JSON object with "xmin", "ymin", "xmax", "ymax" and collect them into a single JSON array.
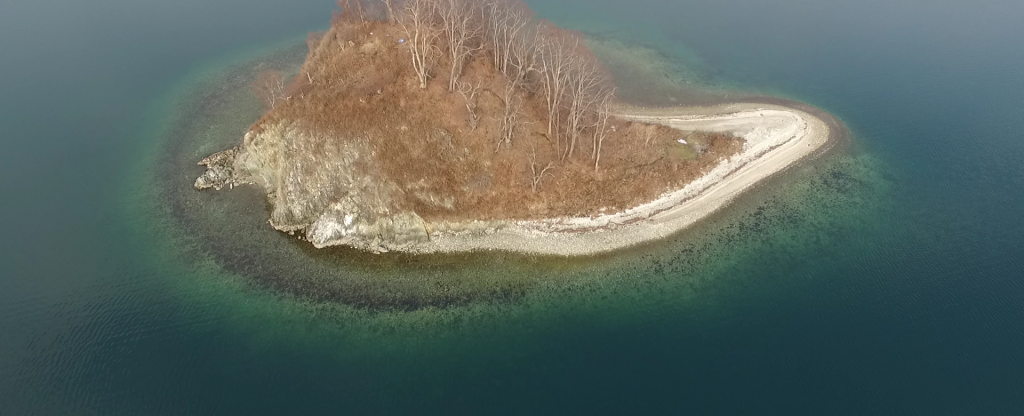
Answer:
[{"xmin": 3, "ymin": 0, "xmax": 1024, "ymax": 414}]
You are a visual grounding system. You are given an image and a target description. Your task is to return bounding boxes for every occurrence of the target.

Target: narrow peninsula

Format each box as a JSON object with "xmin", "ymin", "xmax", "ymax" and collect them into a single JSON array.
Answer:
[{"xmin": 195, "ymin": 0, "xmax": 833, "ymax": 255}]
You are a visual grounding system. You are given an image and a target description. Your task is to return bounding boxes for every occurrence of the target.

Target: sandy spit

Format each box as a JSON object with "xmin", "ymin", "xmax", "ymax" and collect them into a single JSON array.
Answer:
[{"xmin": 409, "ymin": 102, "xmax": 835, "ymax": 256}]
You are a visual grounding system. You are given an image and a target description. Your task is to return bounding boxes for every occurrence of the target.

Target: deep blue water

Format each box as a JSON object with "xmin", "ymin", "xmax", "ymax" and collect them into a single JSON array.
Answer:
[{"xmin": 2, "ymin": 0, "xmax": 1024, "ymax": 414}]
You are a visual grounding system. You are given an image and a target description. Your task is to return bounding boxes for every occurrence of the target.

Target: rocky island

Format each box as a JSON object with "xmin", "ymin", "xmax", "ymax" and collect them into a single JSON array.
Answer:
[{"xmin": 195, "ymin": 0, "xmax": 832, "ymax": 255}]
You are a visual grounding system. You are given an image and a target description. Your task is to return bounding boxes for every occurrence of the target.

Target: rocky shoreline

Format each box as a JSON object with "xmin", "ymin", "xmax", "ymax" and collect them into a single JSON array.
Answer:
[{"xmin": 196, "ymin": 126, "xmax": 431, "ymax": 253}]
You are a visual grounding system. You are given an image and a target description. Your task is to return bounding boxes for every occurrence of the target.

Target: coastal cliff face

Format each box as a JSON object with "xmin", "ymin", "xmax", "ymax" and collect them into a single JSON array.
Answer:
[{"xmin": 196, "ymin": 123, "xmax": 429, "ymax": 252}]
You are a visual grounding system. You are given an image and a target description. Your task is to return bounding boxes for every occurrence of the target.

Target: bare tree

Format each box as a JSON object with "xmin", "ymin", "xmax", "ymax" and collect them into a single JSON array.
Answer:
[
  {"xmin": 497, "ymin": 82, "xmax": 522, "ymax": 151},
  {"xmin": 438, "ymin": 0, "xmax": 482, "ymax": 91},
  {"xmin": 562, "ymin": 56, "xmax": 607, "ymax": 160},
  {"xmin": 591, "ymin": 88, "xmax": 615, "ymax": 172},
  {"xmin": 484, "ymin": 0, "xmax": 533, "ymax": 78},
  {"xmin": 456, "ymin": 80, "xmax": 482, "ymax": 130},
  {"xmin": 379, "ymin": 0, "xmax": 395, "ymax": 22},
  {"xmin": 528, "ymin": 146, "xmax": 555, "ymax": 193},
  {"xmin": 306, "ymin": 32, "xmax": 324, "ymax": 53},
  {"xmin": 484, "ymin": 0, "xmax": 508, "ymax": 69},
  {"xmin": 506, "ymin": 22, "xmax": 540, "ymax": 90},
  {"xmin": 499, "ymin": 7, "xmax": 531, "ymax": 78},
  {"xmin": 253, "ymin": 70, "xmax": 286, "ymax": 109},
  {"xmin": 337, "ymin": 0, "xmax": 367, "ymax": 22},
  {"xmin": 396, "ymin": 0, "xmax": 441, "ymax": 89},
  {"xmin": 302, "ymin": 32, "xmax": 326, "ymax": 84},
  {"xmin": 536, "ymin": 29, "xmax": 578, "ymax": 152}
]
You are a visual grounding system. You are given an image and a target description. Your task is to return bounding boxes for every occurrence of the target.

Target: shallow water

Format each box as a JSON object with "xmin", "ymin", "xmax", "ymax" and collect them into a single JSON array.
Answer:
[{"xmin": 2, "ymin": 0, "xmax": 1024, "ymax": 414}]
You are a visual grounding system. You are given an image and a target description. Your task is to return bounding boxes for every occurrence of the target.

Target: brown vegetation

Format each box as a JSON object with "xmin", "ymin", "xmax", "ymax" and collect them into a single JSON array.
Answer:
[
  {"xmin": 250, "ymin": 0, "xmax": 743, "ymax": 221},
  {"xmin": 252, "ymin": 70, "xmax": 286, "ymax": 109}
]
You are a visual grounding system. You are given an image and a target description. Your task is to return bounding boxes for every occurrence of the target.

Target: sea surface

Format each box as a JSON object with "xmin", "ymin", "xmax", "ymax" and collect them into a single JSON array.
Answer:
[{"xmin": 2, "ymin": 0, "xmax": 1023, "ymax": 414}]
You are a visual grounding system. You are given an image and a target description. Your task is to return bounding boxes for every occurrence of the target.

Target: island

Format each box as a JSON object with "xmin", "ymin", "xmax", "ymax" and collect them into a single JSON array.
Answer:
[{"xmin": 195, "ymin": 0, "xmax": 833, "ymax": 256}]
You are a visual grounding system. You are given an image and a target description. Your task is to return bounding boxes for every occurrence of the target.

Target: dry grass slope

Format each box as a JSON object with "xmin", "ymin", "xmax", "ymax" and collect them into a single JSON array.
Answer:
[{"xmin": 250, "ymin": 9, "xmax": 742, "ymax": 222}]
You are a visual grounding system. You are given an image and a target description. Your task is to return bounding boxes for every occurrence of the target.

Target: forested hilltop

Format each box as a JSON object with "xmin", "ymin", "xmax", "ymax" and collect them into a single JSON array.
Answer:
[{"xmin": 196, "ymin": 0, "xmax": 744, "ymax": 252}]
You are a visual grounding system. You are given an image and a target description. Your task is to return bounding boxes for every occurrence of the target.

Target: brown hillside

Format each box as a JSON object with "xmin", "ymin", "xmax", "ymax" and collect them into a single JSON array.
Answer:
[{"xmin": 250, "ymin": 2, "xmax": 742, "ymax": 222}]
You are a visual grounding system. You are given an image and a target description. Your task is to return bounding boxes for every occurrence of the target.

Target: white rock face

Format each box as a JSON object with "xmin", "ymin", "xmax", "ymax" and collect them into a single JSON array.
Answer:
[{"xmin": 196, "ymin": 122, "xmax": 429, "ymax": 253}]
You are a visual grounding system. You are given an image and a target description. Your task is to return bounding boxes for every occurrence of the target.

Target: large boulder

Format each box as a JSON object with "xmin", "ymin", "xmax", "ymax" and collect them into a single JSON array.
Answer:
[
  {"xmin": 194, "ymin": 147, "xmax": 241, "ymax": 190},
  {"xmin": 306, "ymin": 198, "xmax": 428, "ymax": 252}
]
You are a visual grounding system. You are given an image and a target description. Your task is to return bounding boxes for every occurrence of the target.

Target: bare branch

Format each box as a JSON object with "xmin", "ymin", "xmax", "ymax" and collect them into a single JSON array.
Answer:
[
  {"xmin": 379, "ymin": 0, "xmax": 395, "ymax": 22},
  {"xmin": 562, "ymin": 54, "xmax": 608, "ymax": 160},
  {"xmin": 507, "ymin": 23, "xmax": 539, "ymax": 88},
  {"xmin": 592, "ymin": 88, "xmax": 615, "ymax": 172},
  {"xmin": 456, "ymin": 80, "xmax": 482, "ymax": 130},
  {"xmin": 484, "ymin": 0, "xmax": 534, "ymax": 79},
  {"xmin": 536, "ymin": 28, "xmax": 577, "ymax": 153},
  {"xmin": 497, "ymin": 82, "xmax": 522, "ymax": 151},
  {"xmin": 337, "ymin": 0, "xmax": 367, "ymax": 22},
  {"xmin": 529, "ymin": 146, "xmax": 555, "ymax": 193},
  {"xmin": 396, "ymin": 0, "xmax": 442, "ymax": 89},
  {"xmin": 438, "ymin": 0, "xmax": 483, "ymax": 91},
  {"xmin": 252, "ymin": 70, "xmax": 286, "ymax": 109}
]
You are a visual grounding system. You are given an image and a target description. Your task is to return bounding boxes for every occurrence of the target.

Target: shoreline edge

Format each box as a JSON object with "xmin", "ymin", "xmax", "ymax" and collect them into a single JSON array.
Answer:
[{"xmin": 408, "ymin": 100, "xmax": 839, "ymax": 256}]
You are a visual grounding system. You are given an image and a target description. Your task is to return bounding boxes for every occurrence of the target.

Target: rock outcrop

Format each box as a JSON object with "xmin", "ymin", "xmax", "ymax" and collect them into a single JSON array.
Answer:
[{"xmin": 196, "ymin": 122, "xmax": 429, "ymax": 253}]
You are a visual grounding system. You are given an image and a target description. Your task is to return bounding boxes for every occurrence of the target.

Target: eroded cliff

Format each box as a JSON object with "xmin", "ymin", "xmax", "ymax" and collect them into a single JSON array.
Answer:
[{"xmin": 196, "ymin": 123, "xmax": 429, "ymax": 252}]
